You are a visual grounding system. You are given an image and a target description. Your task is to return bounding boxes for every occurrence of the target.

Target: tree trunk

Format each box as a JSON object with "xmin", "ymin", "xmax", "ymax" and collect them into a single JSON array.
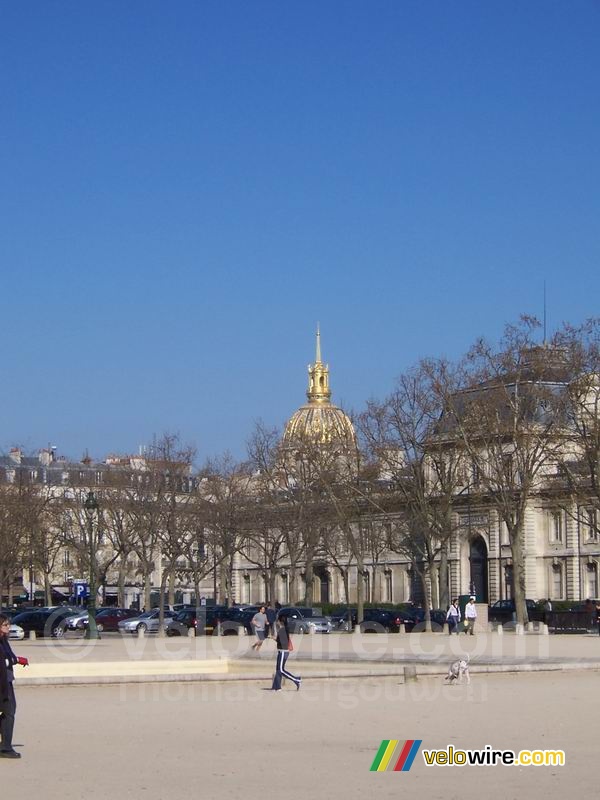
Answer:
[
  {"xmin": 168, "ymin": 569, "xmax": 175, "ymax": 606},
  {"xmin": 340, "ymin": 569, "xmax": 350, "ymax": 605},
  {"xmin": 371, "ymin": 564, "xmax": 378, "ymax": 603},
  {"xmin": 118, "ymin": 565, "xmax": 126, "ymax": 608},
  {"xmin": 44, "ymin": 573, "xmax": 52, "ymax": 606},
  {"xmin": 510, "ymin": 519, "xmax": 529, "ymax": 625},
  {"xmin": 356, "ymin": 556, "xmax": 365, "ymax": 625},
  {"xmin": 158, "ymin": 571, "xmax": 169, "ymax": 636},
  {"xmin": 439, "ymin": 542, "xmax": 449, "ymax": 610},
  {"xmin": 144, "ymin": 573, "xmax": 152, "ymax": 611},
  {"xmin": 429, "ymin": 562, "xmax": 439, "ymax": 610},
  {"xmin": 420, "ymin": 570, "xmax": 433, "ymax": 631},
  {"xmin": 304, "ymin": 561, "xmax": 314, "ymax": 607}
]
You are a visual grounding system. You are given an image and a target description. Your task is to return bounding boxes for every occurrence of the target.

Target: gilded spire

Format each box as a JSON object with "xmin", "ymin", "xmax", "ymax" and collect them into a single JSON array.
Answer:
[
  {"xmin": 307, "ymin": 326, "xmax": 331, "ymax": 405},
  {"xmin": 315, "ymin": 323, "xmax": 322, "ymax": 363}
]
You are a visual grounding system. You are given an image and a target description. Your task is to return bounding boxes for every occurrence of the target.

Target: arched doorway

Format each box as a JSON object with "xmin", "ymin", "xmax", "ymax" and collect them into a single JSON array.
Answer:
[
  {"xmin": 314, "ymin": 565, "xmax": 330, "ymax": 605},
  {"xmin": 469, "ymin": 536, "xmax": 488, "ymax": 602}
]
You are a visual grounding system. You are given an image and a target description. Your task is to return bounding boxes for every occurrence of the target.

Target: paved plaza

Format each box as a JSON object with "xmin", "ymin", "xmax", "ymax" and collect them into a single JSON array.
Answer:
[
  {"xmin": 2, "ymin": 670, "xmax": 596, "ymax": 800},
  {"xmin": 1, "ymin": 631, "xmax": 598, "ymax": 798}
]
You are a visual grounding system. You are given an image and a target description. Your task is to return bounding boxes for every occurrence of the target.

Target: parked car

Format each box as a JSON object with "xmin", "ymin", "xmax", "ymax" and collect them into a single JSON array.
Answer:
[
  {"xmin": 358, "ymin": 607, "xmax": 445, "ymax": 633},
  {"xmin": 166, "ymin": 606, "xmax": 244, "ymax": 636},
  {"xmin": 118, "ymin": 608, "xmax": 177, "ymax": 634},
  {"xmin": 1, "ymin": 608, "xmax": 26, "ymax": 621},
  {"xmin": 84, "ymin": 608, "xmax": 140, "ymax": 632},
  {"xmin": 9, "ymin": 623, "xmax": 25, "ymax": 640},
  {"xmin": 488, "ymin": 599, "xmax": 544, "ymax": 625},
  {"xmin": 330, "ymin": 608, "xmax": 358, "ymax": 631},
  {"xmin": 219, "ymin": 606, "xmax": 258, "ymax": 635},
  {"xmin": 65, "ymin": 611, "xmax": 92, "ymax": 631},
  {"xmin": 11, "ymin": 608, "xmax": 78, "ymax": 638},
  {"xmin": 359, "ymin": 608, "xmax": 407, "ymax": 633},
  {"xmin": 278, "ymin": 607, "xmax": 334, "ymax": 634}
]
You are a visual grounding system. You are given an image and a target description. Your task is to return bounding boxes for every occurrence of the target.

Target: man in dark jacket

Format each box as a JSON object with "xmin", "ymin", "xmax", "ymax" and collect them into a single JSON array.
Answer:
[{"xmin": 0, "ymin": 614, "xmax": 29, "ymax": 759}]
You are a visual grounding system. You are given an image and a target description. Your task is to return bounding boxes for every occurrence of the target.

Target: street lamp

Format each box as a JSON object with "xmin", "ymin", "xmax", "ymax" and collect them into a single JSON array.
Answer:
[{"xmin": 84, "ymin": 491, "xmax": 100, "ymax": 640}]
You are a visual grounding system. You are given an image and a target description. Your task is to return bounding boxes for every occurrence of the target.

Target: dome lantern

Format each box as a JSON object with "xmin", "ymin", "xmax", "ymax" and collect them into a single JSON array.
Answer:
[{"xmin": 283, "ymin": 327, "xmax": 356, "ymax": 449}]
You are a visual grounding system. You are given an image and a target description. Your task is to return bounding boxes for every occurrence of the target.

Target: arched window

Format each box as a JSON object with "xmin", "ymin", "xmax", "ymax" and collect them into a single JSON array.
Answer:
[
  {"xmin": 362, "ymin": 570, "xmax": 371, "ymax": 603},
  {"xmin": 384, "ymin": 569, "xmax": 393, "ymax": 603},
  {"xmin": 586, "ymin": 562, "xmax": 598, "ymax": 600},
  {"xmin": 551, "ymin": 562, "xmax": 563, "ymax": 600},
  {"xmin": 280, "ymin": 573, "xmax": 289, "ymax": 604}
]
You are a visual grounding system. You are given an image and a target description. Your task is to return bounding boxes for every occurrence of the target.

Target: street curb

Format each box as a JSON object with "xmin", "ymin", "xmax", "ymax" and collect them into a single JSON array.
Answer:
[{"xmin": 14, "ymin": 658, "xmax": 600, "ymax": 687}]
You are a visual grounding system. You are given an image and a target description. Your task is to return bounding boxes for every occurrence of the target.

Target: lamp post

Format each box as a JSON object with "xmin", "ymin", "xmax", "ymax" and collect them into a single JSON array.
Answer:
[{"xmin": 84, "ymin": 491, "xmax": 100, "ymax": 640}]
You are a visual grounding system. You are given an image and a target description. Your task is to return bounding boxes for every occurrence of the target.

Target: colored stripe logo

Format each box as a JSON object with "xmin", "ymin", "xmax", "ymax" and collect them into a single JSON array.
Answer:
[{"xmin": 370, "ymin": 739, "xmax": 422, "ymax": 772}]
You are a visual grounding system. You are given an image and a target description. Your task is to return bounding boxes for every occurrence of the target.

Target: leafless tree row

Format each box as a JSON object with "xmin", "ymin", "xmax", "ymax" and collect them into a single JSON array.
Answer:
[{"xmin": 2, "ymin": 318, "xmax": 600, "ymax": 628}]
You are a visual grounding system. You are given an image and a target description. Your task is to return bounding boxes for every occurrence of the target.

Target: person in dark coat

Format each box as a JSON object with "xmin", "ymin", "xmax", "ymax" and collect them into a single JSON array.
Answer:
[
  {"xmin": 265, "ymin": 603, "xmax": 277, "ymax": 639},
  {"xmin": 0, "ymin": 613, "xmax": 29, "ymax": 759},
  {"xmin": 271, "ymin": 615, "xmax": 301, "ymax": 691}
]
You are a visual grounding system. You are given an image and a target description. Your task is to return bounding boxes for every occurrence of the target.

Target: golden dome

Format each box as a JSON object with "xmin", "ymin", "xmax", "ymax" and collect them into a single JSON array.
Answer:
[{"xmin": 283, "ymin": 327, "xmax": 356, "ymax": 449}]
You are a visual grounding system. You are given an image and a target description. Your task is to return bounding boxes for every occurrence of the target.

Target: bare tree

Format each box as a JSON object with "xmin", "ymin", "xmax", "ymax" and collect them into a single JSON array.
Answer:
[
  {"xmin": 201, "ymin": 453, "xmax": 252, "ymax": 606},
  {"xmin": 553, "ymin": 320, "xmax": 600, "ymax": 544},
  {"xmin": 442, "ymin": 318, "xmax": 568, "ymax": 625},
  {"xmin": 246, "ymin": 421, "xmax": 331, "ymax": 606},
  {"xmin": 360, "ymin": 359, "xmax": 465, "ymax": 615}
]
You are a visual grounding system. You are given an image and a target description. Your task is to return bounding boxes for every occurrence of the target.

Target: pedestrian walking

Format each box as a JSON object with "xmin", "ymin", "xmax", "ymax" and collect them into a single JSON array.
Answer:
[
  {"xmin": 1, "ymin": 613, "xmax": 29, "ymax": 759},
  {"xmin": 271, "ymin": 615, "xmax": 301, "ymax": 691},
  {"xmin": 446, "ymin": 598, "xmax": 461, "ymax": 635},
  {"xmin": 251, "ymin": 605, "xmax": 268, "ymax": 651},
  {"xmin": 464, "ymin": 596, "xmax": 477, "ymax": 635}
]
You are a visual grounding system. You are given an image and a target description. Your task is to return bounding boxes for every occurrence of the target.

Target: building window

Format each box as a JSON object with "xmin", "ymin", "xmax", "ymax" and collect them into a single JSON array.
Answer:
[
  {"xmin": 242, "ymin": 574, "xmax": 250, "ymax": 604},
  {"xmin": 500, "ymin": 521, "xmax": 510, "ymax": 547},
  {"xmin": 384, "ymin": 570, "xmax": 393, "ymax": 603},
  {"xmin": 581, "ymin": 507, "xmax": 598, "ymax": 542},
  {"xmin": 586, "ymin": 563, "xmax": 598, "ymax": 600},
  {"xmin": 362, "ymin": 570, "xmax": 371, "ymax": 603},
  {"xmin": 504, "ymin": 564, "xmax": 513, "ymax": 599},
  {"xmin": 551, "ymin": 563, "xmax": 564, "ymax": 599},
  {"xmin": 549, "ymin": 511, "xmax": 563, "ymax": 544},
  {"xmin": 280, "ymin": 573, "xmax": 289, "ymax": 604}
]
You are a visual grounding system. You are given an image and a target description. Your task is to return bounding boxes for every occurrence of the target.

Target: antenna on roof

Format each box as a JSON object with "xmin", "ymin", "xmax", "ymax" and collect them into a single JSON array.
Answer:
[{"xmin": 543, "ymin": 280, "xmax": 547, "ymax": 345}]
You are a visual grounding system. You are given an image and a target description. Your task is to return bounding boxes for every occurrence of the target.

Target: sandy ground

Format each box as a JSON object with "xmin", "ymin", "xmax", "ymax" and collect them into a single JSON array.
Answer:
[{"xmin": 2, "ymin": 670, "xmax": 596, "ymax": 800}]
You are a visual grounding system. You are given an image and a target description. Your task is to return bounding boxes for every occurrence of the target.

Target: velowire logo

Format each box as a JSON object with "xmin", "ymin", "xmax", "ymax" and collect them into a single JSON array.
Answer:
[{"xmin": 370, "ymin": 739, "xmax": 423, "ymax": 772}]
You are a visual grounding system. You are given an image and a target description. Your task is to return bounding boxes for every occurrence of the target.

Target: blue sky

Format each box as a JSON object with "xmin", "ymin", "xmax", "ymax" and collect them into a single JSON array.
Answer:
[{"xmin": 1, "ymin": 1, "xmax": 599, "ymax": 463}]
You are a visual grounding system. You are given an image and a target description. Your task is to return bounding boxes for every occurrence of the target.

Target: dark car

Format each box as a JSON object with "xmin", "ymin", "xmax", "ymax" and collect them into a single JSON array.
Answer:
[
  {"xmin": 359, "ymin": 607, "xmax": 445, "ymax": 633},
  {"xmin": 11, "ymin": 608, "xmax": 77, "ymax": 638},
  {"xmin": 222, "ymin": 606, "xmax": 259, "ymax": 635},
  {"xmin": 0, "ymin": 608, "xmax": 27, "ymax": 621},
  {"xmin": 86, "ymin": 608, "xmax": 140, "ymax": 632},
  {"xmin": 400, "ymin": 607, "xmax": 446, "ymax": 632},
  {"xmin": 359, "ymin": 608, "xmax": 404, "ymax": 633},
  {"xmin": 330, "ymin": 608, "xmax": 358, "ymax": 631},
  {"xmin": 488, "ymin": 599, "xmax": 544, "ymax": 625},
  {"xmin": 165, "ymin": 606, "xmax": 244, "ymax": 636}
]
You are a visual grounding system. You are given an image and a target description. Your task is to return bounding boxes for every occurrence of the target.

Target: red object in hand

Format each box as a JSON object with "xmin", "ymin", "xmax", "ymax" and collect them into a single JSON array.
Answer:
[{"xmin": 17, "ymin": 657, "xmax": 29, "ymax": 667}]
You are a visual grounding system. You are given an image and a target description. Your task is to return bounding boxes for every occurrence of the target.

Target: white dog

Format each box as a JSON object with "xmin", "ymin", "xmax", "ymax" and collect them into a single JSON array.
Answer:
[{"xmin": 445, "ymin": 654, "xmax": 470, "ymax": 684}]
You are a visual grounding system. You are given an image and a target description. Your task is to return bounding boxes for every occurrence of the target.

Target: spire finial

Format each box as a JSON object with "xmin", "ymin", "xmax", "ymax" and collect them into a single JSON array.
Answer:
[
  {"xmin": 306, "ymin": 325, "xmax": 331, "ymax": 404},
  {"xmin": 316, "ymin": 323, "xmax": 322, "ymax": 363}
]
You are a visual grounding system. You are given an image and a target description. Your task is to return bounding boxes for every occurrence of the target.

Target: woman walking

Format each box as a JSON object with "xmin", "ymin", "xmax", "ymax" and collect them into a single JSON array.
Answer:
[
  {"xmin": 446, "ymin": 598, "xmax": 461, "ymax": 635},
  {"xmin": 1, "ymin": 613, "xmax": 29, "ymax": 759},
  {"xmin": 251, "ymin": 605, "xmax": 268, "ymax": 651},
  {"xmin": 271, "ymin": 615, "xmax": 301, "ymax": 691}
]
